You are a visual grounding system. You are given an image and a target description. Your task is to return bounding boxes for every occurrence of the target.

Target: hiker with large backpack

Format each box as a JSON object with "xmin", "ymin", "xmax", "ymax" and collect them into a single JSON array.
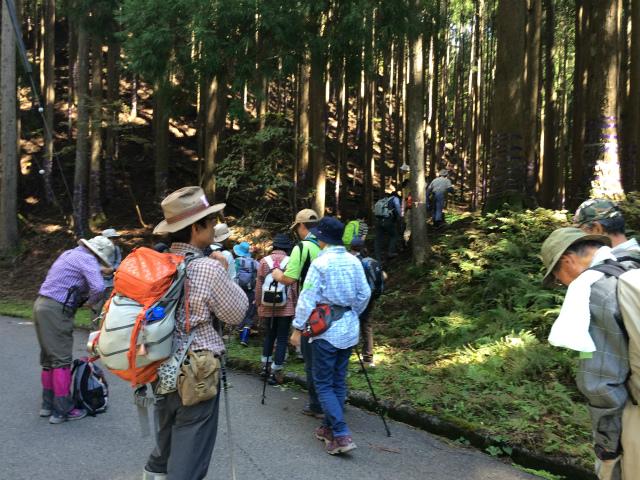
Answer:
[
  {"xmin": 33, "ymin": 236, "xmax": 114, "ymax": 424},
  {"xmin": 255, "ymin": 234, "xmax": 297, "ymax": 385},
  {"xmin": 349, "ymin": 238, "xmax": 386, "ymax": 367},
  {"xmin": 541, "ymin": 228, "xmax": 640, "ymax": 480},
  {"xmin": 342, "ymin": 209, "xmax": 368, "ymax": 249},
  {"xmin": 142, "ymin": 187, "xmax": 248, "ymax": 480},
  {"xmin": 233, "ymin": 241, "xmax": 259, "ymax": 345},
  {"xmin": 271, "ymin": 209, "xmax": 323, "ymax": 417},
  {"xmin": 290, "ymin": 217, "xmax": 372, "ymax": 455},
  {"xmin": 374, "ymin": 192, "xmax": 402, "ymax": 262}
]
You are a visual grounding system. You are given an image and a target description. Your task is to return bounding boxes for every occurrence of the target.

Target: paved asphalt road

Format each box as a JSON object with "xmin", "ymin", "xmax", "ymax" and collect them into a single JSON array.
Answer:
[{"xmin": 0, "ymin": 315, "xmax": 538, "ymax": 480}]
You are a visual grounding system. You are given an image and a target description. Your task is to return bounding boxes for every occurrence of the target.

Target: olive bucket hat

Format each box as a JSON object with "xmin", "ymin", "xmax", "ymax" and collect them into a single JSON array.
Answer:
[{"xmin": 540, "ymin": 227, "xmax": 611, "ymax": 288}]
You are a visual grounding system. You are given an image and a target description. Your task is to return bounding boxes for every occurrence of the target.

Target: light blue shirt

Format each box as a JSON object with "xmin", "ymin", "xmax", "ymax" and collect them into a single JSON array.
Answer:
[{"xmin": 293, "ymin": 245, "xmax": 371, "ymax": 349}]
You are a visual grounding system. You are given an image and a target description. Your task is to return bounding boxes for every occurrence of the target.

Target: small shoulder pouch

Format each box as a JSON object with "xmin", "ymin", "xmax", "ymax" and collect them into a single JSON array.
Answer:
[
  {"xmin": 302, "ymin": 304, "xmax": 351, "ymax": 338},
  {"xmin": 177, "ymin": 350, "xmax": 221, "ymax": 406},
  {"xmin": 155, "ymin": 325, "xmax": 199, "ymax": 395}
]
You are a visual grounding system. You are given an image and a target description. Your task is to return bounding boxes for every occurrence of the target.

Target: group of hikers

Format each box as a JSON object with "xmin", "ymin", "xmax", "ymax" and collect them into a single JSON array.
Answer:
[
  {"xmin": 31, "ymin": 176, "xmax": 640, "ymax": 480},
  {"xmin": 32, "ymin": 186, "xmax": 386, "ymax": 480}
]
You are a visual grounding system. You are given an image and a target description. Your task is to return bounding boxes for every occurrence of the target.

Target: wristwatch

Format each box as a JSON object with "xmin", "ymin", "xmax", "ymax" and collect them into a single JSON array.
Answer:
[{"xmin": 594, "ymin": 444, "xmax": 621, "ymax": 461}]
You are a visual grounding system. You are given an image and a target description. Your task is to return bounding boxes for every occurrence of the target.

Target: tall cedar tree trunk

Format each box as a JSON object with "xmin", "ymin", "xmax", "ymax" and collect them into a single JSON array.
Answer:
[
  {"xmin": 429, "ymin": 12, "xmax": 440, "ymax": 179},
  {"xmin": 618, "ymin": 0, "xmax": 631, "ymax": 191},
  {"xmin": 570, "ymin": 1, "xmax": 588, "ymax": 207},
  {"xmin": 394, "ymin": 40, "xmax": 404, "ymax": 183},
  {"xmin": 310, "ymin": 52, "xmax": 326, "ymax": 216},
  {"xmin": 484, "ymin": 0, "xmax": 527, "ymax": 212},
  {"xmin": 204, "ymin": 76, "xmax": 227, "ymax": 202},
  {"xmin": 73, "ymin": 23, "xmax": 91, "ymax": 238},
  {"xmin": 524, "ymin": 0, "xmax": 541, "ymax": 205},
  {"xmin": 540, "ymin": 0, "xmax": 557, "ymax": 208},
  {"xmin": 339, "ymin": 62, "xmax": 348, "ymax": 217},
  {"xmin": 1, "ymin": 0, "xmax": 20, "ymax": 254},
  {"xmin": 581, "ymin": 0, "xmax": 623, "ymax": 202},
  {"xmin": 470, "ymin": 0, "xmax": 483, "ymax": 210},
  {"xmin": 408, "ymin": 3, "xmax": 429, "ymax": 265},
  {"xmin": 437, "ymin": 0, "xmax": 449, "ymax": 164},
  {"xmin": 90, "ymin": 33, "xmax": 104, "ymax": 223},
  {"xmin": 104, "ymin": 40, "xmax": 120, "ymax": 202},
  {"xmin": 629, "ymin": 0, "xmax": 640, "ymax": 189},
  {"xmin": 299, "ymin": 60, "xmax": 310, "ymax": 202},
  {"xmin": 43, "ymin": 0, "xmax": 56, "ymax": 204},
  {"xmin": 379, "ymin": 52, "xmax": 389, "ymax": 199},
  {"xmin": 154, "ymin": 86, "xmax": 169, "ymax": 207},
  {"xmin": 68, "ymin": 11, "xmax": 77, "ymax": 140},
  {"xmin": 336, "ymin": 60, "xmax": 345, "ymax": 217}
]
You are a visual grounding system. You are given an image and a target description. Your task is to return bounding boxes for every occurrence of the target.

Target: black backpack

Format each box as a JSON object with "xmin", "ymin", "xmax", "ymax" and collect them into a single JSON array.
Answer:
[
  {"xmin": 360, "ymin": 256, "xmax": 385, "ymax": 300},
  {"xmin": 72, "ymin": 357, "xmax": 108, "ymax": 416}
]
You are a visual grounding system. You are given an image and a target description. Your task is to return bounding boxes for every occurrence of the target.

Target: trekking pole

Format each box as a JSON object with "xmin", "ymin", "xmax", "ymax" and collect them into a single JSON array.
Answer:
[
  {"xmin": 261, "ymin": 292, "xmax": 277, "ymax": 405},
  {"xmin": 354, "ymin": 346, "xmax": 391, "ymax": 437},
  {"xmin": 219, "ymin": 323, "xmax": 237, "ymax": 480}
]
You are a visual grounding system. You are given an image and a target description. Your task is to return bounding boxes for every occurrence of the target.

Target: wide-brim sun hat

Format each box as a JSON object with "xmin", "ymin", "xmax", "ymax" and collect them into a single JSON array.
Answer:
[
  {"xmin": 271, "ymin": 234, "xmax": 295, "ymax": 250},
  {"xmin": 102, "ymin": 228, "xmax": 120, "ymax": 238},
  {"xmin": 233, "ymin": 241, "xmax": 251, "ymax": 257},
  {"xmin": 290, "ymin": 208, "xmax": 320, "ymax": 229},
  {"xmin": 540, "ymin": 227, "xmax": 611, "ymax": 288},
  {"xmin": 310, "ymin": 217, "xmax": 345, "ymax": 245},
  {"xmin": 400, "ymin": 165, "xmax": 410, "ymax": 172},
  {"xmin": 214, "ymin": 223, "xmax": 233, "ymax": 243},
  {"xmin": 79, "ymin": 236, "xmax": 115, "ymax": 267},
  {"xmin": 439, "ymin": 169, "xmax": 449, "ymax": 177},
  {"xmin": 154, "ymin": 186, "xmax": 225, "ymax": 234},
  {"xmin": 350, "ymin": 237, "xmax": 365, "ymax": 248}
]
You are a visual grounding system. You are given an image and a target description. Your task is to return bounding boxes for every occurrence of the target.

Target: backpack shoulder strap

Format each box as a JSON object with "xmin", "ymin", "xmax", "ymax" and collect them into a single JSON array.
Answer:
[{"xmin": 589, "ymin": 259, "xmax": 627, "ymax": 278}]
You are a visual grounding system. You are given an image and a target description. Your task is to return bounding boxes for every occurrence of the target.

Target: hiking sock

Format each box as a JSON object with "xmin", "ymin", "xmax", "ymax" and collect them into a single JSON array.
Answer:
[{"xmin": 52, "ymin": 367, "xmax": 74, "ymax": 415}]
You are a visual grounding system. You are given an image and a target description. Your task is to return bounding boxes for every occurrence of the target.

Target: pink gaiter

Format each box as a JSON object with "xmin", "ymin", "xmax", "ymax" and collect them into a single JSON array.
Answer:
[
  {"xmin": 41, "ymin": 369, "xmax": 54, "ymax": 390},
  {"xmin": 52, "ymin": 367, "xmax": 72, "ymax": 397}
]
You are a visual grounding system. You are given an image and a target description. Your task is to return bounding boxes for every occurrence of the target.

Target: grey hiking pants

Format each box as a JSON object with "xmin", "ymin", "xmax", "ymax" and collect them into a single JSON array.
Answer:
[
  {"xmin": 33, "ymin": 295, "xmax": 75, "ymax": 369},
  {"xmin": 146, "ymin": 378, "xmax": 221, "ymax": 480}
]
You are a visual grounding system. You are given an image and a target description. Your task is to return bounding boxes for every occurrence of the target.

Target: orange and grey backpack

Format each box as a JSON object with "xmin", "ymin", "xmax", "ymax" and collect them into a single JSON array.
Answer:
[{"xmin": 90, "ymin": 247, "xmax": 200, "ymax": 387}]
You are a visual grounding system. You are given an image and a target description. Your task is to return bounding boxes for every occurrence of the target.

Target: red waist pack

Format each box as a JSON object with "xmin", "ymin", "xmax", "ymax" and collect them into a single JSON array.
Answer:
[{"xmin": 302, "ymin": 304, "xmax": 351, "ymax": 338}]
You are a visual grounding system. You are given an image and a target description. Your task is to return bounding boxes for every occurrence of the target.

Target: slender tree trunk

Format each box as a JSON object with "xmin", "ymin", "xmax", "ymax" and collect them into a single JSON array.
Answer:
[
  {"xmin": 570, "ymin": 1, "xmax": 588, "ymax": 207},
  {"xmin": 43, "ymin": 0, "xmax": 56, "ymax": 204},
  {"xmin": 299, "ymin": 59, "xmax": 310, "ymax": 201},
  {"xmin": 104, "ymin": 40, "xmax": 119, "ymax": 202},
  {"xmin": 524, "ymin": 0, "xmax": 541, "ymax": 205},
  {"xmin": 73, "ymin": 23, "xmax": 91, "ymax": 238},
  {"xmin": 408, "ymin": 1, "xmax": 428, "ymax": 265},
  {"xmin": 336, "ymin": 60, "xmax": 345, "ymax": 218},
  {"xmin": 68, "ymin": 10, "xmax": 78, "ymax": 140},
  {"xmin": 90, "ymin": 33, "xmax": 104, "ymax": 223},
  {"xmin": 394, "ymin": 40, "xmax": 404, "ymax": 184},
  {"xmin": 340, "ymin": 63, "xmax": 348, "ymax": 218},
  {"xmin": 429, "ymin": 13, "xmax": 440, "ymax": 179},
  {"xmin": 540, "ymin": 0, "xmax": 557, "ymax": 208},
  {"xmin": 204, "ymin": 76, "xmax": 226, "ymax": 201},
  {"xmin": 379, "ymin": 51, "xmax": 389, "ymax": 198},
  {"xmin": 154, "ymin": 86, "xmax": 169, "ymax": 208},
  {"xmin": 484, "ymin": 0, "xmax": 527, "ymax": 212},
  {"xmin": 618, "ymin": 0, "xmax": 632, "ymax": 191},
  {"xmin": 1, "ymin": 0, "xmax": 20, "ymax": 254},
  {"xmin": 310, "ymin": 52, "xmax": 326, "ymax": 216}
]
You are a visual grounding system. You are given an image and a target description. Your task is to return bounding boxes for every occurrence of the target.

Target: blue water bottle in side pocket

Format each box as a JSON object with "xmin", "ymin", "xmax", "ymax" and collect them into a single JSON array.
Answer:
[{"xmin": 146, "ymin": 306, "xmax": 165, "ymax": 323}]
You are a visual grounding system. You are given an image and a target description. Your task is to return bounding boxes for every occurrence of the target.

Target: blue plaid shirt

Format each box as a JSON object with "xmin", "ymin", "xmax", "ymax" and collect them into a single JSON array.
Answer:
[{"xmin": 293, "ymin": 245, "xmax": 371, "ymax": 349}]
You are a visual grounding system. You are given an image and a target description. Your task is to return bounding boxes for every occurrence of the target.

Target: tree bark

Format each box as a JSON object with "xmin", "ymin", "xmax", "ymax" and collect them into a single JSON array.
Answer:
[
  {"xmin": 299, "ymin": 59, "xmax": 310, "ymax": 201},
  {"xmin": 73, "ymin": 23, "xmax": 91, "ymax": 238},
  {"xmin": 154, "ymin": 86, "xmax": 170, "ymax": 209},
  {"xmin": 104, "ymin": 40, "xmax": 120, "ymax": 203},
  {"xmin": 1, "ymin": 0, "xmax": 20, "ymax": 254},
  {"xmin": 90, "ymin": 33, "xmax": 104, "ymax": 223},
  {"xmin": 629, "ymin": 0, "xmax": 640, "ymax": 188},
  {"xmin": 524, "ymin": 0, "xmax": 541, "ymax": 205},
  {"xmin": 484, "ymin": 0, "xmax": 527, "ymax": 212},
  {"xmin": 43, "ymin": 0, "xmax": 56, "ymax": 204},
  {"xmin": 570, "ymin": 1, "xmax": 588, "ymax": 207},
  {"xmin": 310, "ymin": 51, "xmax": 326, "ymax": 216},
  {"xmin": 408, "ymin": 1, "xmax": 429, "ymax": 265},
  {"xmin": 540, "ymin": 0, "xmax": 557, "ymax": 208}
]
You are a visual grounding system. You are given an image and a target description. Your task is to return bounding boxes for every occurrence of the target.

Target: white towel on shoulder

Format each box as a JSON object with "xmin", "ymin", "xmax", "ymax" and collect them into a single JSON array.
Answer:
[{"xmin": 548, "ymin": 246, "xmax": 617, "ymax": 352}]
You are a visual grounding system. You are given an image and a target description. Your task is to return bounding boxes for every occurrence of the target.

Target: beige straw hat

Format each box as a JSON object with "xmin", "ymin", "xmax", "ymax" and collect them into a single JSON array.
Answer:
[
  {"xmin": 78, "ymin": 236, "xmax": 115, "ymax": 267},
  {"xmin": 154, "ymin": 187, "xmax": 225, "ymax": 234}
]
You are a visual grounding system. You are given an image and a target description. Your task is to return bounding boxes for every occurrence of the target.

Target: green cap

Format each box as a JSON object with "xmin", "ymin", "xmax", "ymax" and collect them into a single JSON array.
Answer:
[
  {"xmin": 540, "ymin": 227, "xmax": 611, "ymax": 288},
  {"xmin": 572, "ymin": 198, "xmax": 622, "ymax": 227}
]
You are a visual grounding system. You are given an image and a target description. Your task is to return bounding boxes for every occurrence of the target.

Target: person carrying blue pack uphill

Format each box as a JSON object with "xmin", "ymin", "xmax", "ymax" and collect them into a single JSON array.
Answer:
[
  {"xmin": 144, "ymin": 186, "xmax": 247, "ymax": 480},
  {"xmin": 290, "ymin": 217, "xmax": 371, "ymax": 455},
  {"xmin": 374, "ymin": 192, "xmax": 402, "ymax": 261},
  {"xmin": 541, "ymin": 227, "xmax": 640, "ymax": 480},
  {"xmin": 34, "ymin": 236, "xmax": 114, "ymax": 424},
  {"xmin": 233, "ymin": 241, "xmax": 259, "ymax": 345},
  {"xmin": 426, "ymin": 169, "xmax": 456, "ymax": 228}
]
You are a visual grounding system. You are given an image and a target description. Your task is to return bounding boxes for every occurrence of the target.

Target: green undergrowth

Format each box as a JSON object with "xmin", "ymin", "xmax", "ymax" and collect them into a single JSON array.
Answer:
[{"xmin": 374, "ymin": 206, "xmax": 602, "ymax": 465}]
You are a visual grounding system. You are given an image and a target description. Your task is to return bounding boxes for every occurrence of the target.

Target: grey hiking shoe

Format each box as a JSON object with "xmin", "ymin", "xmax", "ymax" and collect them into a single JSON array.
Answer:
[{"xmin": 301, "ymin": 403, "xmax": 324, "ymax": 419}]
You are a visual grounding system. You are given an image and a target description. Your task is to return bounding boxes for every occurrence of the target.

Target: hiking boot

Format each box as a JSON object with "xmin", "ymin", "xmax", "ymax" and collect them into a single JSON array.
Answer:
[
  {"xmin": 49, "ymin": 408, "xmax": 87, "ymax": 424},
  {"xmin": 40, "ymin": 404, "xmax": 53, "ymax": 417},
  {"xmin": 301, "ymin": 403, "xmax": 324, "ymax": 419},
  {"xmin": 326, "ymin": 435, "xmax": 356, "ymax": 455},
  {"xmin": 315, "ymin": 425, "xmax": 334, "ymax": 443},
  {"xmin": 267, "ymin": 371, "xmax": 284, "ymax": 385},
  {"xmin": 260, "ymin": 365, "xmax": 270, "ymax": 378}
]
